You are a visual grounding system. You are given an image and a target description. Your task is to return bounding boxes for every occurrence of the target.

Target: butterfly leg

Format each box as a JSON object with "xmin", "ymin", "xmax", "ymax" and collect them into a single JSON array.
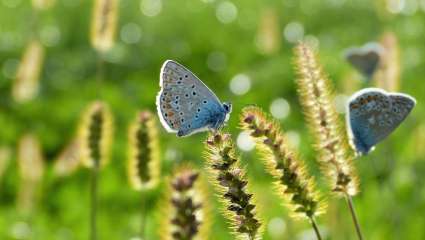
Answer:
[{"xmin": 177, "ymin": 129, "xmax": 190, "ymax": 137}]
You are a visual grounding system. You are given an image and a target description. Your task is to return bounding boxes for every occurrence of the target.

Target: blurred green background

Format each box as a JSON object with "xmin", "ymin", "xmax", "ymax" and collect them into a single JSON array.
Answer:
[{"xmin": 1, "ymin": 0, "xmax": 425, "ymax": 239}]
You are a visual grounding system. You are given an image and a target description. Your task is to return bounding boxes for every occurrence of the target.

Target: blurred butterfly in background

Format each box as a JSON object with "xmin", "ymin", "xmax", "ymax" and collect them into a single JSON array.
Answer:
[
  {"xmin": 156, "ymin": 60, "xmax": 232, "ymax": 137},
  {"xmin": 346, "ymin": 88, "xmax": 416, "ymax": 155},
  {"xmin": 344, "ymin": 42, "xmax": 385, "ymax": 79}
]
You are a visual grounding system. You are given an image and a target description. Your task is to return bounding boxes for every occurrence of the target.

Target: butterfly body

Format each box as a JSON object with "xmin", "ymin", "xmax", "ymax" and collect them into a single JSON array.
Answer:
[
  {"xmin": 346, "ymin": 88, "xmax": 416, "ymax": 155},
  {"xmin": 345, "ymin": 42, "xmax": 384, "ymax": 79},
  {"xmin": 156, "ymin": 60, "xmax": 232, "ymax": 137}
]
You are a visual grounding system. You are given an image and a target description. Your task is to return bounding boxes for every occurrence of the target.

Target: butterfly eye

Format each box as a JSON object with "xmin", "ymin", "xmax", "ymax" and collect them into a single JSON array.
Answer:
[
  {"xmin": 185, "ymin": 94, "xmax": 189, "ymax": 98},
  {"xmin": 185, "ymin": 75, "xmax": 188, "ymax": 78},
  {"xmin": 192, "ymin": 91, "xmax": 197, "ymax": 96},
  {"xmin": 203, "ymin": 100, "xmax": 207, "ymax": 104},
  {"xmin": 191, "ymin": 85, "xmax": 195, "ymax": 88}
]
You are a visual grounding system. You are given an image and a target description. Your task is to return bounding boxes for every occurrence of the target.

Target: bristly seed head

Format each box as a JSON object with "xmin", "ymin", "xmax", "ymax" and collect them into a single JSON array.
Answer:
[
  {"xmin": 294, "ymin": 42, "xmax": 359, "ymax": 196},
  {"xmin": 240, "ymin": 106, "xmax": 326, "ymax": 220},
  {"xmin": 204, "ymin": 132, "xmax": 262, "ymax": 240},
  {"xmin": 160, "ymin": 166, "xmax": 210, "ymax": 240},
  {"xmin": 90, "ymin": 0, "xmax": 118, "ymax": 52},
  {"xmin": 79, "ymin": 101, "xmax": 114, "ymax": 169},
  {"xmin": 128, "ymin": 110, "xmax": 161, "ymax": 191}
]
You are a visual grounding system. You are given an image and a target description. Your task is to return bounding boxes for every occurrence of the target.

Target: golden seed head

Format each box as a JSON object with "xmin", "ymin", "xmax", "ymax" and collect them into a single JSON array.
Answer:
[
  {"xmin": 255, "ymin": 7, "xmax": 280, "ymax": 55},
  {"xmin": 241, "ymin": 106, "xmax": 326, "ymax": 219},
  {"xmin": 160, "ymin": 166, "xmax": 211, "ymax": 240},
  {"xmin": 127, "ymin": 110, "xmax": 161, "ymax": 191},
  {"xmin": 13, "ymin": 40, "xmax": 45, "ymax": 103},
  {"xmin": 17, "ymin": 134, "xmax": 44, "ymax": 182},
  {"xmin": 294, "ymin": 42, "xmax": 359, "ymax": 196},
  {"xmin": 90, "ymin": 0, "xmax": 119, "ymax": 52},
  {"xmin": 16, "ymin": 134, "xmax": 44, "ymax": 214},
  {"xmin": 78, "ymin": 101, "xmax": 114, "ymax": 168},
  {"xmin": 53, "ymin": 139, "xmax": 82, "ymax": 177},
  {"xmin": 204, "ymin": 132, "xmax": 263, "ymax": 240}
]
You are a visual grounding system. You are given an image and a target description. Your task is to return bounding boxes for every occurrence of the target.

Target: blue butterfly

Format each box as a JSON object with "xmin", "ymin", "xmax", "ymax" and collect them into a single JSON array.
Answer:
[
  {"xmin": 156, "ymin": 60, "xmax": 232, "ymax": 137},
  {"xmin": 344, "ymin": 42, "xmax": 384, "ymax": 79},
  {"xmin": 346, "ymin": 88, "xmax": 416, "ymax": 155}
]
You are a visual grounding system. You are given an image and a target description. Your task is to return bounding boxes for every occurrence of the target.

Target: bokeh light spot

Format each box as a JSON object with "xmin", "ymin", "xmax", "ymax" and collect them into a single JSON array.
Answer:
[
  {"xmin": 140, "ymin": 0, "xmax": 162, "ymax": 17},
  {"xmin": 334, "ymin": 94, "xmax": 349, "ymax": 114},
  {"xmin": 387, "ymin": 0, "xmax": 404, "ymax": 14},
  {"xmin": 229, "ymin": 73, "xmax": 251, "ymax": 95},
  {"xmin": 269, "ymin": 98, "xmax": 290, "ymax": 120},
  {"xmin": 286, "ymin": 131, "xmax": 300, "ymax": 149},
  {"xmin": 120, "ymin": 23, "xmax": 142, "ymax": 44},
  {"xmin": 237, "ymin": 131, "xmax": 255, "ymax": 152},
  {"xmin": 283, "ymin": 21, "xmax": 304, "ymax": 43},
  {"xmin": 11, "ymin": 222, "xmax": 32, "ymax": 239},
  {"xmin": 216, "ymin": 1, "xmax": 238, "ymax": 24},
  {"xmin": 267, "ymin": 217, "xmax": 286, "ymax": 239}
]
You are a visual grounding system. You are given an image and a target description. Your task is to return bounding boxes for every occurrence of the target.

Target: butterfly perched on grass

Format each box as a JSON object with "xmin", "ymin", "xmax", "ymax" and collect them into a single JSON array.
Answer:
[
  {"xmin": 156, "ymin": 60, "xmax": 232, "ymax": 137},
  {"xmin": 346, "ymin": 88, "xmax": 416, "ymax": 155},
  {"xmin": 344, "ymin": 42, "xmax": 384, "ymax": 79}
]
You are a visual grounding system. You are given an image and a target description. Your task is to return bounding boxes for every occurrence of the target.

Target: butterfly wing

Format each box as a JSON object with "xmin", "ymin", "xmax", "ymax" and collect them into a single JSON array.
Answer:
[
  {"xmin": 347, "ymin": 88, "xmax": 416, "ymax": 154},
  {"xmin": 345, "ymin": 43, "xmax": 383, "ymax": 79},
  {"xmin": 156, "ymin": 60, "xmax": 227, "ymax": 137}
]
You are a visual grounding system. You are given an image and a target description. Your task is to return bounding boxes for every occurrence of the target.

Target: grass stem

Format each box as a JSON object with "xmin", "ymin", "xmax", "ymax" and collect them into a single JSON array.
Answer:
[
  {"xmin": 90, "ymin": 160, "xmax": 99, "ymax": 240},
  {"xmin": 140, "ymin": 194, "xmax": 147, "ymax": 239},
  {"xmin": 310, "ymin": 218, "xmax": 322, "ymax": 240},
  {"xmin": 346, "ymin": 194, "xmax": 364, "ymax": 240}
]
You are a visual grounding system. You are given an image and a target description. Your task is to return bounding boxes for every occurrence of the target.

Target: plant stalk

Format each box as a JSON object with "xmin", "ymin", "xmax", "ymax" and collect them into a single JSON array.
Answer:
[
  {"xmin": 140, "ymin": 193, "xmax": 147, "ymax": 239},
  {"xmin": 90, "ymin": 161, "xmax": 99, "ymax": 240},
  {"xmin": 346, "ymin": 194, "xmax": 364, "ymax": 240},
  {"xmin": 310, "ymin": 217, "xmax": 323, "ymax": 240}
]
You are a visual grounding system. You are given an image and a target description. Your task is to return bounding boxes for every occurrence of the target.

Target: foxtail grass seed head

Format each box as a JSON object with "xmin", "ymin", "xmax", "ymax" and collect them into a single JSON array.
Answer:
[
  {"xmin": 18, "ymin": 134, "xmax": 44, "ymax": 182},
  {"xmin": 53, "ymin": 139, "xmax": 82, "ymax": 177},
  {"xmin": 17, "ymin": 134, "xmax": 44, "ymax": 214},
  {"xmin": 79, "ymin": 101, "xmax": 114, "ymax": 168},
  {"xmin": 90, "ymin": 0, "xmax": 118, "ymax": 52},
  {"xmin": 161, "ymin": 167, "xmax": 210, "ymax": 240},
  {"xmin": 205, "ymin": 132, "xmax": 262, "ymax": 240},
  {"xmin": 294, "ymin": 42, "xmax": 358, "ymax": 196},
  {"xmin": 241, "ymin": 106, "xmax": 326, "ymax": 219},
  {"xmin": 13, "ymin": 40, "xmax": 45, "ymax": 103},
  {"xmin": 128, "ymin": 111, "xmax": 160, "ymax": 191},
  {"xmin": 31, "ymin": 0, "xmax": 55, "ymax": 10},
  {"xmin": 255, "ymin": 8, "xmax": 280, "ymax": 55},
  {"xmin": 0, "ymin": 146, "xmax": 12, "ymax": 181},
  {"xmin": 374, "ymin": 32, "xmax": 400, "ymax": 92}
]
